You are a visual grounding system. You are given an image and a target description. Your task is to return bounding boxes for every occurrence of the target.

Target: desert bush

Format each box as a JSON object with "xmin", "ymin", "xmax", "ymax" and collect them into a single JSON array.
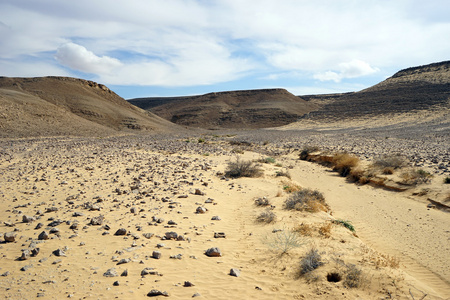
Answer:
[
  {"xmin": 373, "ymin": 154, "xmax": 408, "ymax": 169},
  {"xmin": 254, "ymin": 197, "xmax": 271, "ymax": 207},
  {"xmin": 400, "ymin": 169, "xmax": 432, "ymax": 185},
  {"xmin": 294, "ymin": 223, "xmax": 314, "ymax": 236},
  {"xmin": 284, "ymin": 188, "xmax": 328, "ymax": 212},
  {"xmin": 256, "ymin": 210, "xmax": 277, "ymax": 224},
  {"xmin": 198, "ymin": 138, "xmax": 205, "ymax": 143},
  {"xmin": 332, "ymin": 219, "xmax": 355, "ymax": 232},
  {"xmin": 260, "ymin": 157, "xmax": 276, "ymax": 164},
  {"xmin": 264, "ymin": 228, "xmax": 305, "ymax": 254},
  {"xmin": 332, "ymin": 153, "xmax": 360, "ymax": 177},
  {"xmin": 318, "ymin": 222, "xmax": 332, "ymax": 238},
  {"xmin": 225, "ymin": 158, "xmax": 263, "ymax": 178},
  {"xmin": 300, "ymin": 248, "xmax": 324, "ymax": 275}
]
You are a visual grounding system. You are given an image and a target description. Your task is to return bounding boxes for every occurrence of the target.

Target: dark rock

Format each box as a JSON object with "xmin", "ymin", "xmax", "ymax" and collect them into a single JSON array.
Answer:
[
  {"xmin": 114, "ymin": 228, "xmax": 128, "ymax": 236},
  {"xmin": 4, "ymin": 232, "xmax": 16, "ymax": 242},
  {"xmin": 113, "ymin": 281, "xmax": 120, "ymax": 286},
  {"xmin": 90, "ymin": 215, "xmax": 104, "ymax": 226},
  {"xmin": 214, "ymin": 232, "xmax": 226, "ymax": 238},
  {"xmin": 142, "ymin": 233, "xmax": 154, "ymax": 239},
  {"xmin": 116, "ymin": 258, "xmax": 131, "ymax": 265},
  {"xmin": 103, "ymin": 268, "xmax": 118, "ymax": 277},
  {"xmin": 165, "ymin": 231, "xmax": 178, "ymax": 240},
  {"xmin": 147, "ymin": 289, "xmax": 168, "ymax": 297},
  {"xmin": 184, "ymin": 281, "xmax": 194, "ymax": 287},
  {"xmin": 196, "ymin": 207, "xmax": 207, "ymax": 214},
  {"xmin": 230, "ymin": 268, "xmax": 240, "ymax": 277},
  {"xmin": 205, "ymin": 247, "xmax": 222, "ymax": 257},
  {"xmin": 53, "ymin": 249, "xmax": 66, "ymax": 257},
  {"xmin": 22, "ymin": 215, "xmax": 35, "ymax": 223},
  {"xmin": 152, "ymin": 251, "xmax": 162, "ymax": 259}
]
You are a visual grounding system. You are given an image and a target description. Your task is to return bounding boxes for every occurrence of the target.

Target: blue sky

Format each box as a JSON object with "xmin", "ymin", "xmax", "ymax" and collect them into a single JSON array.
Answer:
[{"xmin": 1, "ymin": 0, "xmax": 449, "ymax": 99}]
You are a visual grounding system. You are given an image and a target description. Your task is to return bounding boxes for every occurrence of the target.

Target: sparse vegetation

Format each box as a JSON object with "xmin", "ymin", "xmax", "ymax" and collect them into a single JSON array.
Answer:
[
  {"xmin": 276, "ymin": 170, "xmax": 291, "ymax": 179},
  {"xmin": 333, "ymin": 219, "xmax": 355, "ymax": 232},
  {"xmin": 400, "ymin": 169, "xmax": 432, "ymax": 185},
  {"xmin": 300, "ymin": 248, "xmax": 324, "ymax": 275},
  {"xmin": 198, "ymin": 138, "xmax": 205, "ymax": 143},
  {"xmin": 256, "ymin": 210, "xmax": 277, "ymax": 224},
  {"xmin": 264, "ymin": 228, "xmax": 305, "ymax": 254},
  {"xmin": 225, "ymin": 158, "xmax": 263, "ymax": 178},
  {"xmin": 284, "ymin": 188, "xmax": 328, "ymax": 212},
  {"xmin": 260, "ymin": 157, "xmax": 276, "ymax": 164},
  {"xmin": 373, "ymin": 154, "xmax": 409, "ymax": 170},
  {"xmin": 282, "ymin": 182, "xmax": 301, "ymax": 193},
  {"xmin": 344, "ymin": 264, "xmax": 363, "ymax": 288}
]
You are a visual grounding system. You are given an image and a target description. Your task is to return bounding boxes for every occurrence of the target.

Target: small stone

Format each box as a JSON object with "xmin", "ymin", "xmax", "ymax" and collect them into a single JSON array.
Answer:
[
  {"xmin": 20, "ymin": 265, "xmax": 32, "ymax": 271},
  {"xmin": 113, "ymin": 281, "xmax": 120, "ymax": 286},
  {"xmin": 165, "ymin": 231, "xmax": 178, "ymax": 240},
  {"xmin": 211, "ymin": 216, "xmax": 221, "ymax": 221},
  {"xmin": 69, "ymin": 223, "xmax": 79, "ymax": 230},
  {"xmin": 116, "ymin": 258, "xmax": 131, "ymax": 265},
  {"xmin": 103, "ymin": 268, "xmax": 118, "ymax": 277},
  {"xmin": 196, "ymin": 207, "xmax": 207, "ymax": 214},
  {"xmin": 130, "ymin": 207, "xmax": 137, "ymax": 214},
  {"xmin": 120, "ymin": 269, "xmax": 128, "ymax": 277},
  {"xmin": 35, "ymin": 223, "xmax": 44, "ymax": 229},
  {"xmin": 184, "ymin": 281, "xmax": 194, "ymax": 287},
  {"xmin": 147, "ymin": 289, "xmax": 168, "ymax": 297},
  {"xmin": 194, "ymin": 189, "xmax": 205, "ymax": 195},
  {"xmin": 168, "ymin": 220, "xmax": 177, "ymax": 225},
  {"xmin": 156, "ymin": 243, "xmax": 165, "ymax": 248},
  {"xmin": 142, "ymin": 233, "xmax": 154, "ymax": 239},
  {"xmin": 22, "ymin": 215, "xmax": 35, "ymax": 223},
  {"xmin": 141, "ymin": 267, "xmax": 157, "ymax": 276},
  {"xmin": 192, "ymin": 293, "xmax": 201, "ymax": 297},
  {"xmin": 152, "ymin": 251, "xmax": 162, "ymax": 259},
  {"xmin": 20, "ymin": 249, "xmax": 31, "ymax": 260},
  {"xmin": 4, "ymin": 232, "xmax": 16, "ymax": 242},
  {"xmin": 114, "ymin": 228, "xmax": 128, "ymax": 236},
  {"xmin": 53, "ymin": 249, "xmax": 66, "ymax": 257},
  {"xmin": 214, "ymin": 232, "xmax": 226, "ymax": 238},
  {"xmin": 1, "ymin": 271, "xmax": 10, "ymax": 277},
  {"xmin": 90, "ymin": 215, "xmax": 104, "ymax": 226},
  {"xmin": 230, "ymin": 268, "xmax": 240, "ymax": 277},
  {"xmin": 205, "ymin": 247, "xmax": 222, "ymax": 257}
]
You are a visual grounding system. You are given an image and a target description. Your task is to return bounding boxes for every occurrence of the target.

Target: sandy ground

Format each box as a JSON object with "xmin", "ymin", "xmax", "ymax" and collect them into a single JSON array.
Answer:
[{"xmin": 0, "ymin": 136, "xmax": 449, "ymax": 299}]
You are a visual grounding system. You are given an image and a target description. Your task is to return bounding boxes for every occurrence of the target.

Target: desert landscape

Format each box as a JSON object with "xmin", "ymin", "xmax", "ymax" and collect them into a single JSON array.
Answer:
[{"xmin": 0, "ymin": 61, "xmax": 449, "ymax": 299}]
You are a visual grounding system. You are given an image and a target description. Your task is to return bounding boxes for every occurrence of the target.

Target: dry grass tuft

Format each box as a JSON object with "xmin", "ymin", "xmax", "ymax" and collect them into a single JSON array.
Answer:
[
  {"xmin": 319, "ymin": 222, "xmax": 333, "ymax": 238},
  {"xmin": 284, "ymin": 188, "xmax": 328, "ymax": 212},
  {"xmin": 294, "ymin": 223, "xmax": 314, "ymax": 236},
  {"xmin": 373, "ymin": 154, "xmax": 409, "ymax": 170},
  {"xmin": 282, "ymin": 181, "xmax": 301, "ymax": 193},
  {"xmin": 300, "ymin": 247, "xmax": 324, "ymax": 275},
  {"xmin": 254, "ymin": 197, "xmax": 271, "ymax": 207},
  {"xmin": 276, "ymin": 170, "xmax": 291, "ymax": 179}
]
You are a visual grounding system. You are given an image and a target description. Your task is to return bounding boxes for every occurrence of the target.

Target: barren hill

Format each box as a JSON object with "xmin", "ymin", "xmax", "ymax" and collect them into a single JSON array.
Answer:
[
  {"xmin": 129, "ymin": 89, "xmax": 319, "ymax": 129},
  {"xmin": 0, "ymin": 77, "xmax": 179, "ymax": 138},
  {"xmin": 302, "ymin": 61, "xmax": 450, "ymax": 121}
]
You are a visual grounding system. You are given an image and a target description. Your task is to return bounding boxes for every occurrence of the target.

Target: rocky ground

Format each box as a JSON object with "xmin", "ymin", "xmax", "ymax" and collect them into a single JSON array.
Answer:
[{"xmin": 0, "ymin": 133, "xmax": 449, "ymax": 299}]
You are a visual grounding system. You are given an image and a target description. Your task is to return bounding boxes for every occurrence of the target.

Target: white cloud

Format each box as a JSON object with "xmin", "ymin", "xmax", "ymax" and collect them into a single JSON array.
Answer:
[
  {"xmin": 0, "ymin": 0, "xmax": 449, "ymax": 91},
  {"xmin": 55, "ymin": 43, "xmax": 122, "ymax": 74},
  {"xmin": 314, "ymin": 60, "xmax": 379, "ymax": 82}
]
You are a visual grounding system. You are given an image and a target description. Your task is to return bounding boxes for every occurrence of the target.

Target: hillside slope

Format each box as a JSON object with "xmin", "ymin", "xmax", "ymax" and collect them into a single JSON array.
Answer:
[
  {"xmin": 0, "ymin": 77, "xmax": 179, "ymax": 137},
  {"xmin": 303, "ymin": 61, "xmax": 450, "ymax": 121},
  {"xmin": 129, "ymin": 89, "xmax": 319, "ymax": 129}
]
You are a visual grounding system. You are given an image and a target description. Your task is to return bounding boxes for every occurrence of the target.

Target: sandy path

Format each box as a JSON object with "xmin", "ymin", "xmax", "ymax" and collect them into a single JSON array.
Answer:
[{"xmin": 290, "ymin": 159, "xmax": 450, "ymax": 297}]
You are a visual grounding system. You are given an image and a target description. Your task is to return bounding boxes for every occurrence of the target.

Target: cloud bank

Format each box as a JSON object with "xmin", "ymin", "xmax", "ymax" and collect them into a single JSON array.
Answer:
[{"xmin": 0, "ymin": 0, "xmax": 449, "ymax": 95}]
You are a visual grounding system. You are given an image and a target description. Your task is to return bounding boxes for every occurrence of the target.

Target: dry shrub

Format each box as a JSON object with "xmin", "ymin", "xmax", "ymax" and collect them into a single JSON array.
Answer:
[
  {"xmin": 294, "ymin": 223, "xmax": 314, "ymax": 236},
  {"xmin": 344, "ymin": 264, "xmax": 363, "ymax": 288},
  {"xmin": 264, "ymin": 228, "xmax": 305, "ymax": 254},
  {"xmin": 256, "ymin": 210, "xmax": 277, "ymax": 224},
  {"xmin": 400, "ymin": 169, "xmax": 432, "ymax": 185},
  {"xmin": 361, "ymin": 246, "xmax": 400, "ymax": 269},
  {"xmin": 332, "ymin": 153, "xmax": 360, "ymax": 177},
  {"xmin": 300, "ymin": 248, "xmax": 324, "ymax": 275},
  {"xmin": 348, "ymin": 167, "xmax": 367, "ymax": 183},
  {"xmin": 382, "ymin": 167, "xmax": 394, "ymax": 175},
  {"xmin": 284, "ymin": 188, "xmax": 328, "ymax": 212},
  {"xmin": 276, "ymin": 170, "xmax": 291, "ymax": 179},
  {"xmin": 319, "ymin": 222, "xmax": 332, "ymax": 238},
  {"xmin": 299, "ymin": 146, "xmax": 321, "ymax": 160},
  {"xmin": 254, "ymin": 197, "xmax": 270, "ymax": 207},
  {"xmin": 374, "ymin": 154, "xmax": 409, "ymax": 169},
  {"xmin": 225, "ymin": 158, "xmax": 263, "ymax": 178}
]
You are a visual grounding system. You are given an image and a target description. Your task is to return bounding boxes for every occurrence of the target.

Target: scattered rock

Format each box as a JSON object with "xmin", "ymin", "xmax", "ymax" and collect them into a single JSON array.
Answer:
[
  {"xmin": 147, "ymin": 289, "xmax": 168, "ymax": 297},
  {"xmin": 114, "ymin": 228, "xmax": 128, "ymax": 236},
  {"xmin": 4, "ymin": 232, "xmax": 16, "ymax": 243},
  {"xmin": 211, "ymin": 216, "xmax": 221, "ymax": 221},
  {"xmin": 194, "ymin": 189, "xmax": 205, "ymax": 195},
  {"xmin": 184, "ymin": 281, "xmax": 195, "ymax": 287},
  {"xmin": 230, "ymin": 268, "xmax": 240, "ymax": 277},
  {"xmin": 53, "ymin": 249, "xmax": 66, "ymax": 257},
  {"xmin": 143, "ymin": 233, "xmax": 154, "ymax": 239},
  {"xmin": 120, "ymin": 269, "xmax": 128, "ymax": 277},
  {"xmin": 205, "ymin": 247, "xmax": 222, "ymax": 257},
  {"xmin": 103, "ymin": 268, "xmax": 118, "ymax": 277},
  {"xmin": 196, "ymin": 207, "xmax": 207, "ymax": 214},
  {"xmin": 90, "ymin": 215, "xmax": 104, "ymax": 226},
  {"xmin": 22, "ymin": 215, "xmax": 35, "ymax": 223},
  {"xmin": 214, "ymin": 232, "xmax": 226, "ymax": 238},
  {"xmin": 165, "ymin": 231, "xmax": 178, "ymax": 240},
  {"xmin": 116, "ymin": 258, "xmax": 131, "ymax": 265},
  {"xmin": 152, "ymin": 251, "xmax": 162, "ymax": 259},
  {"xmin": 113, "ymin": 281, "xmax": 120, "ymax": 286}
]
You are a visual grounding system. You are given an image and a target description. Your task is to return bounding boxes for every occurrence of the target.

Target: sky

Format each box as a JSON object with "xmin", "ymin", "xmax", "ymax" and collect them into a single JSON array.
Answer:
[{"xmin": 0, "ymin": 1, "xmax": 449, "ymax": 99}]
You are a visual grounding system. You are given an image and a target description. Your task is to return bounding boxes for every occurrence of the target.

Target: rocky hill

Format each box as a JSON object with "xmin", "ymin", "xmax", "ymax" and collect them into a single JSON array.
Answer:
[
  {"xmin": 0, "ymin": 77, "xmax": 179, "ymax": 137},
  {"xmin": 303, "ymin": 61, "xmax": 450, "ymax": 121},
  {"xmin": 129, "ymin": 89, "xmax": 319, "ymax": 129}
]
